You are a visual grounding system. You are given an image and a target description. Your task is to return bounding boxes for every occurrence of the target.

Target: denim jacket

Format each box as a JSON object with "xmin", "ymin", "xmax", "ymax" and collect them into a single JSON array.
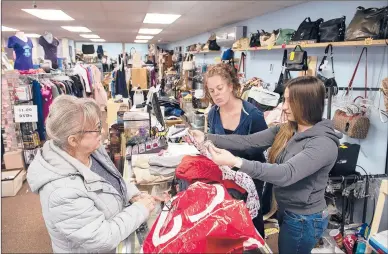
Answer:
[{"xmin": 207, "ymin": 100, "xmax": 268, "ymax": 162}]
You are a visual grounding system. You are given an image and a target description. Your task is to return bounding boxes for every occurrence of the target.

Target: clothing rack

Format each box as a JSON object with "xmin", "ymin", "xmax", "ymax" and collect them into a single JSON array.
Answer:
[{"xmin": 329, "ymin": 174, "xmax": 387, "ymax": 235}]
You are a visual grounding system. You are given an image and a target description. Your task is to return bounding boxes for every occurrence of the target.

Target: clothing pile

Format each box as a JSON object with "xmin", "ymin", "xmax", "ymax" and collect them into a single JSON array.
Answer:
[
  {"xmin": 131, "ymin": 154, "xmax": 184, "ymax": 184},
  {"xmin": 142, "ymin": 181, "xmax": 272, "ymax": 253}
]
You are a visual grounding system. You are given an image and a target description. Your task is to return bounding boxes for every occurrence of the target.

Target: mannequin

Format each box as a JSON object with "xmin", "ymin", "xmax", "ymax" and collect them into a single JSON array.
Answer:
[
  {"xmin": 39, "ymin": 31, "xmax": 59, "ymax": 69},
  {"xmin": 43, "ymin": 31, "xmax": 53, "ymax": 44},
  {"xmin": 7, "ymin": 31, "xmax": 34, "ymax": 70}
]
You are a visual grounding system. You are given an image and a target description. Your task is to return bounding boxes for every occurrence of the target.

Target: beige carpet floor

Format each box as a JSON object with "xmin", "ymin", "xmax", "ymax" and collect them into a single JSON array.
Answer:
[{"xmin": 1, "ymin": 181, "xmax": 279, "ymax": 253}]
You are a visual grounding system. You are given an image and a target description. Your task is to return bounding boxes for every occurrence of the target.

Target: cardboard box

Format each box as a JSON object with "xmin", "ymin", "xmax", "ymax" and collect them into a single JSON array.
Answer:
[
  {"xmin": 2, "ymin": 169, "xmax": 26, "ymax": 197},
  {"xmin": 4, "ymin": 149, "xmax": 25, "ymax": 170}
]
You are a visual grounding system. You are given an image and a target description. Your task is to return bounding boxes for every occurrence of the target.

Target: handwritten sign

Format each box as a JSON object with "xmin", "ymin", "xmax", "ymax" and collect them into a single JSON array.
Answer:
[{"xmin": 14, "ymin": 105, "xmax": 38, "ymax": 123}]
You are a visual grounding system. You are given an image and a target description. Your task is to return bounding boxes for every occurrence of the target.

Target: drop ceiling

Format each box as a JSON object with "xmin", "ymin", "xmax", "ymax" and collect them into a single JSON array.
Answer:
[{"xmin": 1, "ymin": 0, "xmax": 306, "ymax": 43}]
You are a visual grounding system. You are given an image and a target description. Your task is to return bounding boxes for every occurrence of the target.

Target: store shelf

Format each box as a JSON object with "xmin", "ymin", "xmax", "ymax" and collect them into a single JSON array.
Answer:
[
  {"xmin": 188, "ymin": 50, "xmax": 221, "ymax": 54},
  {"xmin": 234, "ymin": 39, "xmax": 387, "ymax": 51}
]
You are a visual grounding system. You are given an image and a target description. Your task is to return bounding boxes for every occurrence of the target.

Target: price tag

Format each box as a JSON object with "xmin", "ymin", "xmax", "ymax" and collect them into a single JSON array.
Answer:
[
  {"xmin": 14, "ymin": 105, "xmax": 38, "ymax": 123},
  {"xmin": 364, "ymin": 38, "xmax": 373, "ymax": 45},
  {"xmin": 289, "ymin": 52, "xmax": 295, "ymax": 61}
]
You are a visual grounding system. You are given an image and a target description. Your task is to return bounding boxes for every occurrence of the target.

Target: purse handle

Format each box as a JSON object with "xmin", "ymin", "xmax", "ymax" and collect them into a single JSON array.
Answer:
[
  {"xmin": 293, "ymin": 45, "xmax": 304, "ymax": 52},
  {"xmin": 238, "ymin": 52, "xmax": 246, "ymax": 74},
  {"xmin": 346, "ymin": 47, "xmax": 368, "ymax": 98},
  {"xmin": 318, "ymin": 44, "xmax": 335, "ymax": 76},
  {"xmin": 304, "ymin": 17, "xmax": 312, "ymax": 22}
]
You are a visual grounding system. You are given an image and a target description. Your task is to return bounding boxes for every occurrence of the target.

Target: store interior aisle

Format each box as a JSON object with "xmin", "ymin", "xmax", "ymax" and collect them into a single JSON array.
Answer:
[
  {"xmin": 2, "ymin": 181, "xmax": 279, "ymax": 253},
  {"xmin": 1, "ymin": 183, "xmax": 52, "ymax": 253}
]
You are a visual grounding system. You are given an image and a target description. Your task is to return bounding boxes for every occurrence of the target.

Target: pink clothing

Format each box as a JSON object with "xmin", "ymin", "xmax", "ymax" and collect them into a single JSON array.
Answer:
[{"xmin": 41, "ymin": 86, "xmax": 53, "ymax": 123}]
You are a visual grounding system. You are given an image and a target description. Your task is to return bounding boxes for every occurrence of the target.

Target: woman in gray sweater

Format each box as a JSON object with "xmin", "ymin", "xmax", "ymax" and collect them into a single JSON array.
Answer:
[{"xmin": 190, "ymin": 76, "xmax": 342, "ymax": 254}]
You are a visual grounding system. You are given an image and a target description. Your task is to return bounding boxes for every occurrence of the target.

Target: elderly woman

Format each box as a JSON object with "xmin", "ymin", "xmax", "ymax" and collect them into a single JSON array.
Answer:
[{"xmin": 27, "ymin": 95, "xmax": 155, "ymax": 253}]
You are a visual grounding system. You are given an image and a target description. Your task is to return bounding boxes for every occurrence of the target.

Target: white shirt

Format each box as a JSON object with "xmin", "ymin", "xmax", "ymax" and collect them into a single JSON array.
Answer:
[{"xmin": 73, "ymin": 64, "xmax": 91, "ymax": 93}]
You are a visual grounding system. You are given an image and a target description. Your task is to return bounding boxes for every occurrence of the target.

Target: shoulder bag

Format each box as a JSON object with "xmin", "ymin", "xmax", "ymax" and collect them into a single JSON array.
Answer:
[
  {"xmin": 345, "ymin": 6, "xmax": 388, "ymax": 41},
  {"xmin": 275, "ymin": 29, "xmax": 296, "ymax": 45},
  {"xmin": 249, "ymin": 30, "xmax": 261, "ymax": 47},
  {"xmin": 183, "ymin": 54, "xmax": 195, "ymax": 71},
  {"xmin": 260, "ymin": 30, "xmax": 278, "ymax": 47},
  {"xmin": 317, "ymin": 44, "xmax": 338, "ymax": 98},
  {"xmin": 274, "ymin": 49, "xmax": 291, "ymax": 97},
  {"xmin": 291, "ymin": 17, "xmax": 324, "ymax": 42},
  {"xmin": 82, "ymin": 44, "xmax": 95, "ymax": 54},
  {"xmin": 333, "ymin": 47, "xmax": 370, "ymax": 139},
  {"xmin": 232, "ymin": 37, "xmax": 250, "ymax": 50},
  {"xmin": 206, "ymin": 33, "xmax": 220, "ymax": 51},
  {"xmin": 319, "ymin": 16, "xmax": 346, "ymax": 42},
  {"xmin": 286, "ymin": 45, "xmax": 308, "ymax": 71}
]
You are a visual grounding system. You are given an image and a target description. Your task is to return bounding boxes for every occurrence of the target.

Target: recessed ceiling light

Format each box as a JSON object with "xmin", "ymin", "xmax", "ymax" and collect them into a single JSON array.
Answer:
[
  {"xmin": 22, "ymin": 9, "xmax": 74, "ymax": 21},
  {"xmin": 2, "ymin": 26, "xmax": 19, "ymax": 32},
  {"xmin": 136, "ymin": 35, "xmax": 153, "ymax": 40},
  {"xmin": 90, "ymin": 39, "xmax": 105, "ymax": 42},
  {"xmin": 138, "ymin": 28, "xmax": 163, "ymax": 35},
  {"xmin": 143, "ymin": 13, "xmax": 181, "ymax": 24},
  {"xmin": 80, "ymin": 34, "xmax": 100, "ymax": 39},
  {"xmin": 25, "ymin": 33, "xmax": 41, "ymax": 38},
  {"xmin": 134, "ymin": 40, "xmax": 148, "ymax": 43},
  {"xmin": 61, "ymin": 26, "xmax": 91, "ymax": 32}
]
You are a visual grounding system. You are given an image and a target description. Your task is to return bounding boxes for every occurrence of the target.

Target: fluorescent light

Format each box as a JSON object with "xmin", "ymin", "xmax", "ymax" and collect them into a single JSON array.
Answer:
[
  {"xmin": 80, "ymin": 34, "xmax": 100, "ymax": 39},
  {"xmin": 138, "ymin": 28, "xmax": 162, "ymax": 35},
  {"xmin": 22, "ymin": 9, "xmax": 74, "ymax": 21},
  {"xmin": 143, "ymin": 13, "xmax": 181, "ymax": 24},
  {"xmin": 136, "ymin": 35, "xmax": 153, "ymax": 40},
  {"xmin": 134, "ymin": 40, "xmax": 148, "ymax": 43},
  {"xmin": 90, "ymin": 39, "xmax": 105, "ymax": 42},
  {"xmin": 2, "ymin": 26, "xmax": 19, "ymax": 32},
  {"xmin": 25, "ymin": 33, "xmax": 41, "ymax": 38},
  {"xmin": 61, "ymin": 26, "xmax": 91, "ymax": 32}
]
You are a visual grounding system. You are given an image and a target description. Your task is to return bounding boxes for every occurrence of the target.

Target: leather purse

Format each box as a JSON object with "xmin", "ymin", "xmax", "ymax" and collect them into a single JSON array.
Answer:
[
  {"xmin": 206, "ymin": 33, "xmax": 220, "ymax": 51},
  {"xmin": 82, "ymin": 44, "xmax": 95, "ymax": 54},
  {"xmin": 333, "ymin": 47, "xmax": 370, "ymax": 139},
  {"xmin": 345, "ymin": 6, "xmax": 388, "ymax": 41},
  {"xmin": 274, "ymin": 49, "xmax": 290, "ymax": 97},
  {"xmin": 249, "ymin": 30, "xmax": 261, "ymax": 47},
  {"xmin": 317, "ymin": 44, "xmax": 338, "ymax": 98},
  {"xmin": 319, "ymin": 16, "xmax": 346, "ymax": 42},
  {"xmin": 286, "ymin": 45, "xmax": 308, "ymax": 71},
  {"xmin": 275, "ymin": 29, "xmax": 296, "ymax": 45},
  {"xmin": 260, "ymin": 30, "xmax": 278, "ymax": 47},
  {"xmin": 232, "ymin": 37, "xmax": 250, "ymax": 50},
  {"xmin": 291, "ymin": 17, "xmax": 324, "ymax": 42}
]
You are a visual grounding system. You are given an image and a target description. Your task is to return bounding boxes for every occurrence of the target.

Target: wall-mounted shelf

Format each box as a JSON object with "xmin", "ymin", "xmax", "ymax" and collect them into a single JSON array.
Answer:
[
  {"xmin": 234, "ymin": 39, "xmax": 387, "ymax": 51},
  {"xmin": 188, "ymin": 50, "xmax": 221, "ymax": 54}
]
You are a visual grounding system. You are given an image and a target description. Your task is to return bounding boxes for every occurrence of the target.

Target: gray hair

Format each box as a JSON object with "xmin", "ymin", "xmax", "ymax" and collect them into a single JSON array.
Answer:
[{"xmin": 45, "ymin": 95, "xmax": 102, "ymax": 148}]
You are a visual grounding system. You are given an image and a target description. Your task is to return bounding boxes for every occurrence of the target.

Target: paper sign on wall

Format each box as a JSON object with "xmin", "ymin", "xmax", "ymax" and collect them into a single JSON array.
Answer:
[{"xmin": 14, "ymin": 105, "xmax": 38, "ymax": 123}]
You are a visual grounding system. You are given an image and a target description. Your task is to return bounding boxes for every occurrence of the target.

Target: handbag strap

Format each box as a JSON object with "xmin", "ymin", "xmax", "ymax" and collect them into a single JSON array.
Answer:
[
  {"xmin": 304, "ymin": 17, "xmax": 312, "ymax": 22},
  {"xmin": 318, "ymin": 44, "xmax": 335, "ymax": 75},
  {"xmin": 346, "ymin": 47, "xmax": 368, "ymax": 98},
  {"xmin": 282, "ymin": 49, "xmax": 287, "ymax": 67},
  {"xmin": 293, "ymin": 45, "xmax": 304, "ymax": 52},
  {"xmin": 238, "ymin": 52, "xmax": 246, "ymax": 74}
]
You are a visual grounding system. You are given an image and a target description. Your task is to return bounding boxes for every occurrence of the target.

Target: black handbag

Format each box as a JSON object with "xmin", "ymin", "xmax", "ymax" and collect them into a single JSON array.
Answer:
[
  {"xmin": 209, "ymin": 39, "xmax": 220, "ymax": 51},
  {"xmin": 317, "ymin": 44, "xmax": 338, "ymax": 98},
  {"xmin": 249, "ymin": 30, "xmax": 261, "ymax": 47},
  {"xmin": 291, "ymin": 17, "xmax": 324, "ymax": 42},
  {"xmin": 274, "ymin": 49, "xmax": 291, "ymax": 97},
  {"xmin": 82, "ymin": 44, "xmax": 95, "ymax": 54},
  {"xmin": 345, "ymin": 6, "xmax": 388, "ymax": 41},
  {"xmin": 286, "ymin": 45, "xmax": 308, "ymax": 71},
  {"xmin": 319, "ymin": 16, "xmax": 346, "ymax": 42}
]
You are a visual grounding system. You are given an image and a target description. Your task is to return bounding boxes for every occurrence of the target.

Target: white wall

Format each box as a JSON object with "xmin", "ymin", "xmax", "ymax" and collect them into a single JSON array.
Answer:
[{"xmin": 167, "ymin": 0, "xmax": 388, "ymax": 176}]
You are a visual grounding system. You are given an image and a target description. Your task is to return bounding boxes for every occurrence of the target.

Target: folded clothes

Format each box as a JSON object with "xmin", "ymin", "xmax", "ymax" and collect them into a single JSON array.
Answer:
[
  {"xmin": 148, "ymin": 155, "xmax": 185, "ymax": 168},
  {"xmin": 133, "ymin": 166, "xmax": 173, "ymax": 185},
  {"xmin": 133, "ymin": 155, "xmax": 150, "ymax": 169},
  {"xmin": 149, "ymin": 166, "xmax": 176, "ymax": 177}
]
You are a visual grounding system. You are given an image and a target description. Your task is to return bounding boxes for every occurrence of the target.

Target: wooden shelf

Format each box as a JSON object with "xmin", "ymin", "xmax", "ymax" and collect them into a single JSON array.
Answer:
[
  {"xmin": 188, "ymin": 50, "xmax": 221, "ymax": 54},
  {"xmin": 234, "ymin": 39, "xmax": 387, "ymax": 51}
]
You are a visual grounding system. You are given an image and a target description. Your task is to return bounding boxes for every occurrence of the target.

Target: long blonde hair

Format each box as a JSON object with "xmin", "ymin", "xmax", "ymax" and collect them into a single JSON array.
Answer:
[{"xmin": 268, "ymin": 76, "xmax": 325, "ymax": 163}]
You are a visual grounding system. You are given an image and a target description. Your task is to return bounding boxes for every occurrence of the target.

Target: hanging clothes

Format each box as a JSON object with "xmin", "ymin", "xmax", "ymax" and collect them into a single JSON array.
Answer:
[
  {"xmin": 32, "ymin": 80, "xmax": 46, "ymax": 140},
  {"xmin": 41, "ymin": 85, "xmax": 53, "ymax": 123},
  {"xmin": 73, "ymin": 64, "xmax": 91, "ymax": 94}
]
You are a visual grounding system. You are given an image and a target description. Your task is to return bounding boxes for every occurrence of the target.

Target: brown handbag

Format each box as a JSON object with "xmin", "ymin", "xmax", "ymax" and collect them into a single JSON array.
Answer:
[{"xmin": 333, "ymin": 47, "xmax": 370, "ymax": 139}]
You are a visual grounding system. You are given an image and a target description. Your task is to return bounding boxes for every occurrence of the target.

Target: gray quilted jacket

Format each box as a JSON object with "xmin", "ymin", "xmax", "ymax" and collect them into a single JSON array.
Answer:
[{"xmin": 27, "ymin": 140, "xmax": 149, "ymax": 253}]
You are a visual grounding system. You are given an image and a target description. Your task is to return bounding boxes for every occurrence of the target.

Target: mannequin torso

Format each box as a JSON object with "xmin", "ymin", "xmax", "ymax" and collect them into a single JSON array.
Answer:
[{"xmin": 15, "ymin": 32, "xmax": 28, "ymax": 42}]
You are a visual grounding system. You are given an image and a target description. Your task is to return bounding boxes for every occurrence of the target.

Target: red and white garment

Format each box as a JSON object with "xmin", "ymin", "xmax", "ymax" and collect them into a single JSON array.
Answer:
[
  {"xmin": 186, "ymin": 134, "xmax": 260, "ymax": 219},
  {"xmin": 142, "ymin": 182, "xmax": 272, "ymax": 254}
]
